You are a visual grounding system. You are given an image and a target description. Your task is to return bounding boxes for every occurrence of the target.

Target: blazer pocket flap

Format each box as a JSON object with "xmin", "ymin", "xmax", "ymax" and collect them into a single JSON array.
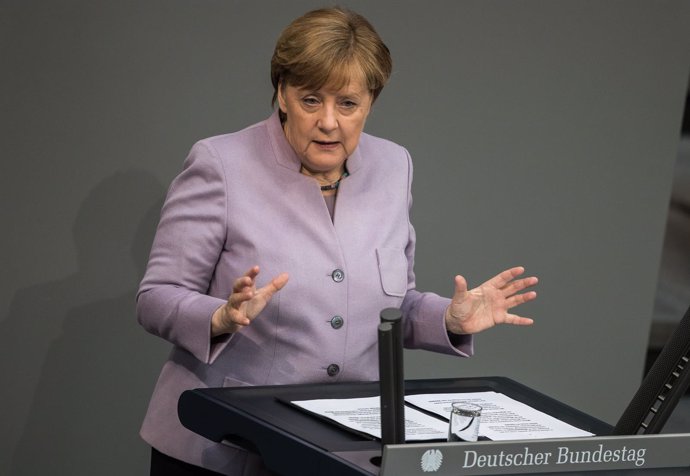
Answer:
[{"xmin": 376, "ymin": 248, "xmax": 408, "ymax": 297}]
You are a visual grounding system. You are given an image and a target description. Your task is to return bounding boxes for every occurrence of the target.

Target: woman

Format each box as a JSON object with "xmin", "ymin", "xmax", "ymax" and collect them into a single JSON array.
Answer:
[{"xmin": 137, "ymin": 7, "xmax": 537, "ymax": 476}]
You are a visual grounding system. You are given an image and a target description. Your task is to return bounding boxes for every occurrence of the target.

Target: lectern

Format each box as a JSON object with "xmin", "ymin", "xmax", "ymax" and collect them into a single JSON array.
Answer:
[
  {"xmin": 179, "ymin": 306, "xmax": 690, "ymax": 474},
  {"xmin": 180, "ymin": 377, "xmax": 689, "ymax": 476}
]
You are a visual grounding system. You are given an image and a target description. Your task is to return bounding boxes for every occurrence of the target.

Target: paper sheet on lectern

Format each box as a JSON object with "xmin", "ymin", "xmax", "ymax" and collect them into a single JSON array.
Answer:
[
  {"xmin": 405, "ymin": 391, "xmax": 594, "ymax": 440},
  {"xmin": 291, "ymin": 396, "xmax": 448, "ymax": 440}
]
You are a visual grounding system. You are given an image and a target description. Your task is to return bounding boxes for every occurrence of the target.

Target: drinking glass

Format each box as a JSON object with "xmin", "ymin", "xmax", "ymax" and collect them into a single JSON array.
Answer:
[{"xmin": 448, "ymin": 401, "xmax": 482, "ymax": 442}]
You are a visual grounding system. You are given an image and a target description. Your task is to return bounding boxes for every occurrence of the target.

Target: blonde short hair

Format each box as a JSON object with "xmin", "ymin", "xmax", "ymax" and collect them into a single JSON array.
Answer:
[{"xmin": 271, "ymin": 7, "xmax": 392, "ymax": 109}]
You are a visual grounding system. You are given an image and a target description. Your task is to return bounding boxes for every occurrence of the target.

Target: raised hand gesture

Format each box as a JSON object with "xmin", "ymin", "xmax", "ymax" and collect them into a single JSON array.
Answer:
[
  {"xmin": 444, "ymin": 266, "xmax": 537, "ymax": 335},
  {"xmin": 211, "ymin": 266, "xmax": 289, "ymax": 337}
]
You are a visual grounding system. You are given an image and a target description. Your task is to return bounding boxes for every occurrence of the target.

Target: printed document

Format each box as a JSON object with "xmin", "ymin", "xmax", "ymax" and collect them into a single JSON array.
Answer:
[
  {"xmin": 291, "ymin": 391, "xmax": 593, "ymax": 441},
  {"xmin": 405, "ymin": 391, "xmax": 594, "ymax": 440},
  {"xmin": 291, "ymin": 396, "xmax": 448, "ymax": 440}
]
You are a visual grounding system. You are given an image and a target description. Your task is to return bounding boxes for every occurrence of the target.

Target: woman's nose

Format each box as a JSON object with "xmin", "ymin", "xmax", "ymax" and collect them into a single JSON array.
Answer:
[{"xmin": 317, "ymin": 106, "xmax": 338, "ymax": 132}]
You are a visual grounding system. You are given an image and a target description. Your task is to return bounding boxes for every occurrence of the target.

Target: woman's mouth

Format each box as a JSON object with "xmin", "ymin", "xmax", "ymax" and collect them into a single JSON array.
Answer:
[{"xmin": 313, "ymin": 140, "xmax": 339, "ymax": 150}]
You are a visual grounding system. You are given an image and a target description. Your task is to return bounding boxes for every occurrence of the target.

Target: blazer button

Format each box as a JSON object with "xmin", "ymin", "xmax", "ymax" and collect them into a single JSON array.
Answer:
[
  {"xmin": 331, "ymin": 269, "xmax": 345, "ymax": 282},
  {"xmin": 327, "ymin": 364, "xmax": 340, "ymax": 377},
  {"xmin": 330, "ymin": 315, "xmax": 344, "ymax": 329}
]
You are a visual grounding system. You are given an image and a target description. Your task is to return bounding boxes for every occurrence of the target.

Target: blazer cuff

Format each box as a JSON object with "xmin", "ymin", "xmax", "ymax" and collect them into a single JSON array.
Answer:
[
  {"xmin": 137, "ymin": 287, "xmax": 231, "ymax": 365},
  {"xmin": 405, "ymin": 291, "xmax": 474, "ymax": 357},
  {"xmin": 196, "ymin": 297, "xmax": 233, "ymax": 364}
]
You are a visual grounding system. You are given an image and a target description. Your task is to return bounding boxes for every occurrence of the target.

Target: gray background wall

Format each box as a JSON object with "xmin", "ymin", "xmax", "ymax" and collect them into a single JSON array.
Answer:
[{"xmin": 1, "ymin": 1, "xmax": 689, "ymax": 475}]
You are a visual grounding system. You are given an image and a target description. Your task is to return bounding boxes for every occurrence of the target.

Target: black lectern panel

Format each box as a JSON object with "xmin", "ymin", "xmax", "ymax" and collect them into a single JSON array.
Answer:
[{"xmin": 178, "ymin": 377, "xmax": 612, "ymax": 476}]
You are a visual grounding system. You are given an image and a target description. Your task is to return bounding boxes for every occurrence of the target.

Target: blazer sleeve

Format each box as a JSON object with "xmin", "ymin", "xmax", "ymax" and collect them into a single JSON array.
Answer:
[
  {"xmin": 136, "ymin": 141, "xmax": 231, "ymax": 364},
  {"xmin": 399, "ymin": 149, "xmax": 474, "ymax": 357}
]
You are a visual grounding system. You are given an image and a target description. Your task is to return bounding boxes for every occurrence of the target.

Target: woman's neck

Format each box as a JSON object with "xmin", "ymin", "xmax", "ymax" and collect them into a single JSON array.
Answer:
[{"xmin": 300, "ymin": 164, "xmax": 347, "ymax": 195}]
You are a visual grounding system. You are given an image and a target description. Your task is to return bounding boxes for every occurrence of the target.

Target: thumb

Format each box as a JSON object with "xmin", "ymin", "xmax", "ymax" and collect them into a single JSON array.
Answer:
[
  {"xmin": 271, "ymin": 272, "xmax": 289, "ymax": 291},
  {"xmin": 453, "ymin": 275, "xmax": 469, "ymax": 301},
  {"xmin": 260, "ymin": 272, "xmax": 289, "ymax": 299}
]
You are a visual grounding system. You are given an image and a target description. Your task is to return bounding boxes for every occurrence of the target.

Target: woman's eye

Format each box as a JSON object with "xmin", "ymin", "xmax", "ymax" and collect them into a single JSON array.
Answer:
[
  {"xmin": 302, "ymin": 97, "xmax": 320, "ymax": 106},
  {"xmin": 340, "ymin": 100, "xmax": 357, "ymax": 109}
]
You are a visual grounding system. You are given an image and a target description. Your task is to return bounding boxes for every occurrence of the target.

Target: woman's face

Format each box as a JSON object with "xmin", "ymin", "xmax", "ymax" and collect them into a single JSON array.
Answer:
[{"xmin": 278, "ymin": 76, "xmax": 372, "ymax": 176}]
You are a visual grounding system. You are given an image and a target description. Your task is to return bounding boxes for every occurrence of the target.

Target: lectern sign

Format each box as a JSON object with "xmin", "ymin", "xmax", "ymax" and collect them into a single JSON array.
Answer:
[{"xmin": 381, "ymin": 434, "xmax": 690, "ymax": 475}]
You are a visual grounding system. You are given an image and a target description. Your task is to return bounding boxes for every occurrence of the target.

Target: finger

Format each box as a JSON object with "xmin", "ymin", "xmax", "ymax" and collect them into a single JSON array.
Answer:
[
  {"xmin": 486, "ymin": 266, "xmax": 525, "ymax": 289},
  {"xmin": 232, "ymin": 275, "xmax": 254, "ymax": 294},
  {"xmin": 228, "ymin": 289, "xmax": 254, "ymax": 309},
  {"xmin": 505, "ymin": 290, "xmax": 537, "ymax": 309},
  {"xmin": 244, "ymin": 265, "xmax": 260, "ymax": 279},
  {"xmin": 231, "ymin": 266, "xmax": 262, "ymax": 294},
  {"xmin": 501, "ymin": 276, "xmax": 538, "ymax": 296},
  {"xmin": 244, "ymin": 265, "xmax": 261, "ymax": 291},
  {"xmin": 218, "ymin": 302, "xmax": 251, "ymax": 329},
  {"xmin": 231, "ymin": 313, "xmax": 251, "ymax": 327},
  {"xmin": 504, "ymin": 313, "xmax": 534, "ymax": 326}
]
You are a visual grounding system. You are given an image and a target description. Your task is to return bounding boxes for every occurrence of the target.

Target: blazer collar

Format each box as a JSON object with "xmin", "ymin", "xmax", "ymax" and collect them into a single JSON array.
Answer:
[{"xmin": 266, "ymin": 110, "xmax": 364, "ymax": 175}]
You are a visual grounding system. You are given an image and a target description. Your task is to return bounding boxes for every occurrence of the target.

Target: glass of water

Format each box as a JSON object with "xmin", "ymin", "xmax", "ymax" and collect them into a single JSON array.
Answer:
[{"xmin": 448, "ymin": 401, "xmax": 482, "ymax": 442}]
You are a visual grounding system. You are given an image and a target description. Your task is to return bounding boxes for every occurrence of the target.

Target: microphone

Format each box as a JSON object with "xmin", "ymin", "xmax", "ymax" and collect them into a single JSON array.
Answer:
[{"xmin": 378, "ymin": 308, "xmax": 405, "ymax": 445}]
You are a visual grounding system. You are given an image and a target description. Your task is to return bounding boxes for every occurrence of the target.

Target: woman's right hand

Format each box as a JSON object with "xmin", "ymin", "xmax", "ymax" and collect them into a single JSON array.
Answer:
[{"xmin": 211, "ymin": 266, "xmax": 289, "ymax": 337}]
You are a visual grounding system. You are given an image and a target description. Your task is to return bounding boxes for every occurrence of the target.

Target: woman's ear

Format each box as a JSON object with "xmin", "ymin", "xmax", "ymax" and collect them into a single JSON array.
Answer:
[{"xmin": 277, "ymin": 82, "xmax": 287, "ymax": 113}]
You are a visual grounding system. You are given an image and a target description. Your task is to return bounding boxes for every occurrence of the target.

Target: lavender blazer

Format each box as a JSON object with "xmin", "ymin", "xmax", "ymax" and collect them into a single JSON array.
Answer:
[{"xmin": 137, "ymin": 111, "xmax": 473, "ymax": 475}]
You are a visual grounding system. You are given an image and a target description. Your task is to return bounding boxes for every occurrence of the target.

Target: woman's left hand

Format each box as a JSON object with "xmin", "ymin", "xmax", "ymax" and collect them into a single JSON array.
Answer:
[{"xmin": 445, "ymin": 266, "xmax": 538, "ymax": 335}]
